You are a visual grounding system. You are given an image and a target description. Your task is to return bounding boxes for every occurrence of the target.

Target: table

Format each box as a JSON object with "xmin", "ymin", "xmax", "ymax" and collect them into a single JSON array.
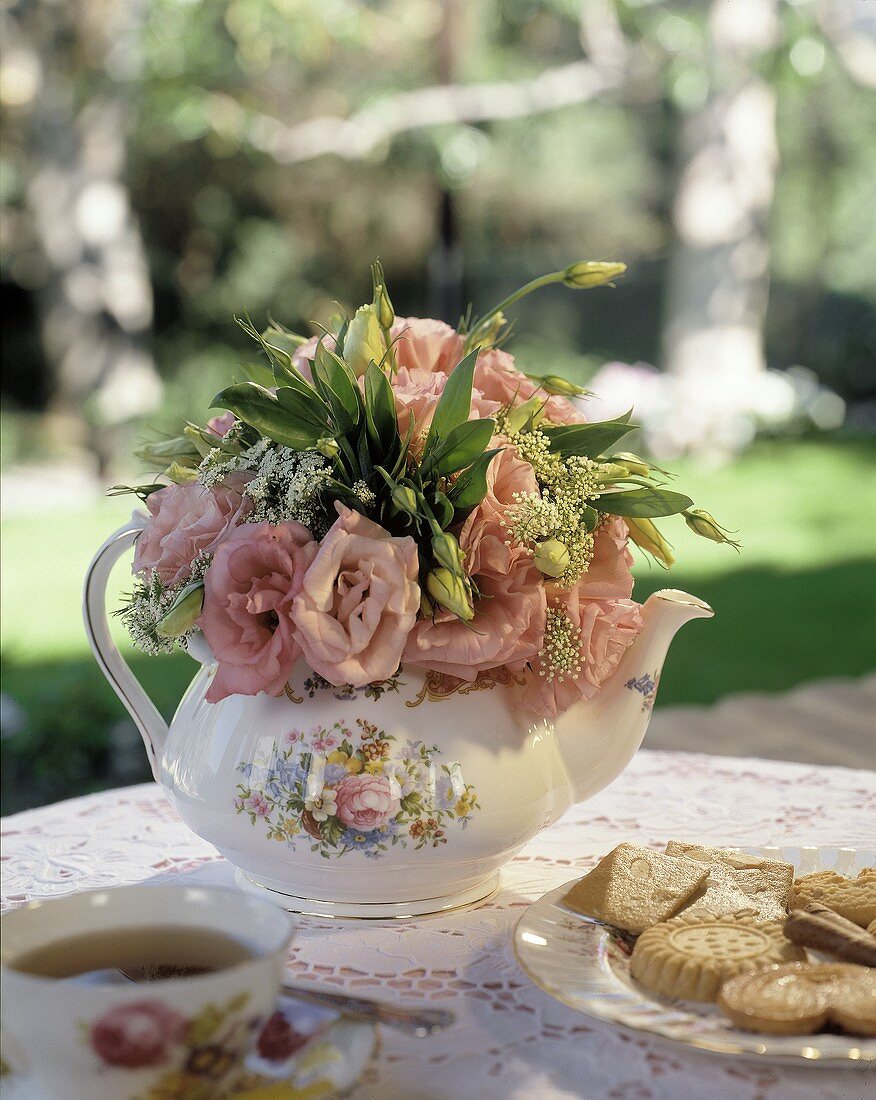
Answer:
[{"xmin": 3, "ymin": 750, "xmax": 874, "ymax": 1100}]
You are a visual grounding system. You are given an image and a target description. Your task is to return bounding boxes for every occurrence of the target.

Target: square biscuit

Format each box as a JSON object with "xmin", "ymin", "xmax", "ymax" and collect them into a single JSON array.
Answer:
[
  {"xmin": 665, "ymin": 841, "xmax": 794, "ymax": 920},
  {"xmin": 562, "ymin": 843, "xmax": 709, "ymax": 935}
]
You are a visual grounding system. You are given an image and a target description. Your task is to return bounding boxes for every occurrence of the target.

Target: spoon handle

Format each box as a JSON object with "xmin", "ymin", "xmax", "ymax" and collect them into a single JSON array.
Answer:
[{"xmin": 281, "ymin": 982, "xmax": 454, "ymax": 1036}]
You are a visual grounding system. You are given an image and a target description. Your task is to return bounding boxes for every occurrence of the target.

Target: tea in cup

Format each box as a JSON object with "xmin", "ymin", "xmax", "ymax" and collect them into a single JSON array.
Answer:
[{"xmin": 1, "ymin": 884, "xmax": 293, "ymax": 1100}]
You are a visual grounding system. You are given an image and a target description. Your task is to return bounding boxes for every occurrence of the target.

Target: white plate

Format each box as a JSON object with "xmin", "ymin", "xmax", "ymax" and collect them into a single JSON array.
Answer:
[{"xmin": 514, "ymin": 845, "xmax": 875, "ymax": 1067}]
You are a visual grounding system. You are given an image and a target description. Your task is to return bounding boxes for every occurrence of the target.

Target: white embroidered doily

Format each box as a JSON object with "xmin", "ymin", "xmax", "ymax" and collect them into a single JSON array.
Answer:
[{"xmin": 3, "ymin": 750, "xmax": 874, "ymax": 1099}]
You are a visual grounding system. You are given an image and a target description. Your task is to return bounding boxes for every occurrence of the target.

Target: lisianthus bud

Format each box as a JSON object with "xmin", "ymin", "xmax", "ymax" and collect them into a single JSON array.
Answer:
[
  {"xmin": 683, "ymin": 509, "xmax": 740, "ymax": 548},
  {"xmin": 468, "ymin": 310, "xmax": 507, "ymax": 351},
  {"xmin": 391, "ymin": 485, "xmax": 419, "ymax": 515},
  {"xmin": 344, "ymin": 304, "xmax": 385, "ymax": 376},
  {"xmin": 626, "ymin": 517, "xmax": 675, "ymax": 568},
  {"xmin": 563, "ymin": 261, "xmax": 627, "ymax": 289},
  {"xmin": 370, "ymin": 260, "xmax": 395, "ymax": 330},
  {"xmin": 431, "ymin": 530, "xmax": 466, "ymax": 572},
  {"xmin": 503, "ymin": 395, "xmax": 546, "ymax": 435},
  {"xmin": 315, "ymin": 436, "xmax": 340, "ymax": 458},
  {"xmin": 611, "ymin": 452, "xmax": 650, "ymax": 477},
  {"xmin": 524, "ymin": 373, "xmax": 588, "ymax": 398},
  {"xmin": 533, "ymin": 538, "xmax": 570, "ymax": 578},
  {"xmin": 596, "ymin": 462, "xmax": 630, "ymax": 484},
  {"xmin": 164, "ymin": 460, "xmax": 199, "ymax": 485},
  {"xmin": 155, "ymin": 582, "xmax": 204, "ymax": 639},
  {"xmin": 426, "ymin": 568, "xmax": 474, "ymax": 621}
]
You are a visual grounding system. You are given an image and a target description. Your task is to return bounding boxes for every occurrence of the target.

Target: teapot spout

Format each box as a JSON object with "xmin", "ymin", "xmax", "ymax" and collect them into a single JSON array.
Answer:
[{"xmin": 555, "ymin": 589, "xmax": 713, "ymax": 803}]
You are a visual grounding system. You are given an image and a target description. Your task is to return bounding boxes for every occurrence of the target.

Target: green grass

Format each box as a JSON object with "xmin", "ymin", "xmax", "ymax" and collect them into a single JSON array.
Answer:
[{"xmin": 2, "ymin": 437, "xmax": 875, "ymax": 812}]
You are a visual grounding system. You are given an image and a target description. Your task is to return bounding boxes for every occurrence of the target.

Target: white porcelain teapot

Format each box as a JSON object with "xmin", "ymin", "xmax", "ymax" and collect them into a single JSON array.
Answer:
[{"xmin": 85, "ymin": 520, "xmax": 713, "ymax": 918}]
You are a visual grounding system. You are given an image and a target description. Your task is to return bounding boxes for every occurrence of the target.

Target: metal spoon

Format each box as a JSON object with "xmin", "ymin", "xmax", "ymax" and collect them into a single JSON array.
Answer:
[{"xmin": 93, "ymin": 967, "xmax": 455, "ymax": 1036}]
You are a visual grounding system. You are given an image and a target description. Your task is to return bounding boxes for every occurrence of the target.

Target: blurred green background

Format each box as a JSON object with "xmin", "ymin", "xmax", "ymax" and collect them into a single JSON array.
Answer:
[{"xmin": 1, "ymin": 0, "xmax": 875, "ymax": 813}]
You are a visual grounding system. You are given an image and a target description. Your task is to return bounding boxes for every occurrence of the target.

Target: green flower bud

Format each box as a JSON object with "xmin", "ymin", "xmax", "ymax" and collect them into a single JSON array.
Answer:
[
  {"xmin": 344, "ymin": 304, "xmax": 386, "ymax": 376},
  {"xmin": 468, "ymin": 310, "xmax": 507, "ymax": 351},
  {"xmin": 135, "ymin": 435, "xmax": 201, "ymax": 467},
  {"xmin": 562, "ymin": 261, "xmax": 627, "ymax": 290},
  {"xmin": 626, "ymin": 517, "xmax": 675, "ymax": 568},
  {"xmin": 391, "ymin": 485, "xmax": 419, "ymax": 515},
  {"xmin": 503, "ymin": 395, "xmax": 546, "ymax": 435},
  {"xmin": 315, "ymin": 436, "xmax": 340, "ymax": 458},
  {"xmin": 426, "ymin": 567, "xmax": 474, "ymax": 621},
  {"xmin": 533, "ymin": 538, "xmax": 571, "ymax": 579},
  {"xmin": 596, "ymin": 462, "xmax": 630, "ymax": 485},
  {"xmin": 164, "ymin": 460, "xmax": 200, "ymax": 485},
  {"xmin": 431, "ymin": 531, "xmax": 466, "ymax": 573},
  {"xmin": 523, "ymin": 373, "xmax": 588, "ymax": 398},
  {"xmin": 155, "ymin": 582, "xmax": 204, "ymax": 639},
  {"xmin": 683, "ymin": 509, "xmax": 741, "ymax": 548},
  {"xmin": 370, "ymin": 260, "xmax": 395, "ymax": 331},
  {"xmin": 611, "ymin": 452, "xmax": 651, "ymax": 477}
]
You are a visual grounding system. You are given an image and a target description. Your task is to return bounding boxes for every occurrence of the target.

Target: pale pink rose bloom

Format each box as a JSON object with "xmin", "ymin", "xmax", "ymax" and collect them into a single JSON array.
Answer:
[
  {"xmin": 199, "ymin": 521, "xmax": 317, "ymax": 703},
  {"xmin": 334, "ymin": 773, "xmax": 400, "ymax": 831},
  {"xmin": 206, "ymin": 411, "xmax": 236, "ymax": 439},
  {"xmin": 581, "ymin": 517, "xmax": 636, "ymax": 600},
  {"xmin": 519, "ymin": 592, "xmax": 644, "ymax": 719},
  {"xmin": 403, "ymin": 448, "xmax": 546, "ymax": 679},
  {"xmin": 391, "ymin": 366, "xmax": 500, "ymax": 447},
  {"xmin": 132, "ymin": 480, "xmax": 252, "ymax": 586},
  {"xmin": 474, "ymin": 347, "xmax": 583, "ymax": 425},
  {"xmin": 391, "ymin": 317, "xmax": 464, "ymax": 374},
  {"xmin": 292, "ymin": 504, "xmax": 420, "ymax": 687}
]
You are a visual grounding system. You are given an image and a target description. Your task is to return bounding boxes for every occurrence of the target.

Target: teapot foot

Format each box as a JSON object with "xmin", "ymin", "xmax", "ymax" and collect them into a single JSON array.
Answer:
[{"xmin": 233, "ymin": 868, "xmax": 501, "ymax": 921}]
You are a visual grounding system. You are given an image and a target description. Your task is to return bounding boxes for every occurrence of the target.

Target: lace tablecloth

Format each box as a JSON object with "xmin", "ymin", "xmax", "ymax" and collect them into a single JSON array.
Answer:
[{"xmin": 3, "ymin": 750, "xmax": 874, "ymax": 1100}]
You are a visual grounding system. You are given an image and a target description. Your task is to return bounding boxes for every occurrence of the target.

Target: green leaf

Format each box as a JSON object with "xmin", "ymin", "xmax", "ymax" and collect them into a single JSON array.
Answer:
[
  {"xmin": 448, "ymin": 447, "xmax": 502, "ymax": 510},
  {"xmin": 544, "ymin": 414, "xmax": 637, "ymax": 458},
  {"xmin": 274, "ymin": 385, "xmax": 332, "ymax": 430},
  {"xmin": 212, "ymin": 382, "xmax": 324, "ymax": 450},
  {"xmin": 312, "ymin": 342, "xmax": 361, "ymax": 432},
  {"xmin": 363, "ymin": 362, "xmax": 399, "ymax": 456},
  {"xmin": 240, "ymin": 361, "xmax": 278, "ymax": 388},
  {"xmin": 424, "ymin": 349, "xmax": 478, "ymax": 451},
  {"xmin": 434, "ymin": 418, "xmax": 495, "ymax": 476},
  {"xmin": 597, "ymin": 487, "xmax": 693, "ymax": 518}
]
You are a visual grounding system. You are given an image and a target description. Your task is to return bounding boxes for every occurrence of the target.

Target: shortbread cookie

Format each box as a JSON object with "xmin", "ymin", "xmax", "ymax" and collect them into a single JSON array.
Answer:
[
  {"xmin": 868, "ymin": 918, "xmax": 876, "ymax": 936},
  {"xmin": 629, "ymin": 912, "xmax": 805, "ymax": 1002},
  {"xmin": 718, "ymin": 962, "xmax": 876, "ymax": 1036},
  {"xmin": 665, "ymin": 841, "xmax": 794, "ymax": 920},
  {"xmin": 792, "ymin": 869, "xmax": 876, "ymax": 928},
  {"xmin": 561, "ymin": 844, "xmax": 709, "ymax": 934}
]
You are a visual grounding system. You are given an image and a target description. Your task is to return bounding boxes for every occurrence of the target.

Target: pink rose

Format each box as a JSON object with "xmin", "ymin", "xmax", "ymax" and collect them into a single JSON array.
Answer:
[
  {"xmin": 391, "ymin": 317, "xmax": 464, "ymax": 374},
  {"xmin": 206, "ymin": 411, "xmax": 236, "ymax": 439},
  {"xmin": 334, "ymin": 773, "xmax": 400, "ymax": 831},
  {"xmin": 391, "ymin": 366, "xmax": 500, "ymax": 448},
  {"xmin": 90, "ymin": 1000, "xmax": 186, "ymax": 1069},
  {"xmin": 199, "ymin": 521, "xmax": 317, "ymax": 703},
  {"xmin": 520, "ymin": 590, "xmax": 644, "ymax": 718},
  {"xmin": 582, "ymin": 517, "xmax": 636, "ymax": 600},
  {"xmin": 474, "ymin": 348, "xmax": 583, "ymax": 425},
  {"xmin": 292, "ymin": 504, "xmax": 420, "ymax": 687},
  {"xmin": 133, "ymin": 480, "xmax": 252, "ymax": 586},
  {"xmin": 403, "ymin": 449, "xmax": 546, "ymax": 679}
]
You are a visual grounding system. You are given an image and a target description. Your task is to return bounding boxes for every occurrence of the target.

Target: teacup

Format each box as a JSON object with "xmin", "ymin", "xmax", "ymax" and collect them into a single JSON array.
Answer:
[{"xmin": 0, "ymin": 885, "xmax": 293, "ymax": 1100}]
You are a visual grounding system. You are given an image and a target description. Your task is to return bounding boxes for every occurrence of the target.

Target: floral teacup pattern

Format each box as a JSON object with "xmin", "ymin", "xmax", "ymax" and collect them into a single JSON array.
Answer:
[{"xmin": 234, "ymin": 718, "xmax": 480, "ymax": 858}]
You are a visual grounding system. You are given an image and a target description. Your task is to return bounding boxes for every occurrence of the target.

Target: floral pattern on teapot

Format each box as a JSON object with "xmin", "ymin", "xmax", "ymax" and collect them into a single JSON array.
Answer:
[{"xmin": 233, "ymin": 718, "xmax": 480, "ymax": 858}]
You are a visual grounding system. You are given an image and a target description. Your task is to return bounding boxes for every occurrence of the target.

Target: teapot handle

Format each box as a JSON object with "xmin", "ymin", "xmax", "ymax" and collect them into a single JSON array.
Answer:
[{"xmin": 82, "ymin": 520, "xmax": 169, "ymax": 781}]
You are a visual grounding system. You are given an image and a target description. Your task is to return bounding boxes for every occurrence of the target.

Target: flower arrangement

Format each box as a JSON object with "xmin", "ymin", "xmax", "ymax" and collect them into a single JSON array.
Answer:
[{"xmin": 118, "ymin": 260, "xmax": 736, "ymax": 719}]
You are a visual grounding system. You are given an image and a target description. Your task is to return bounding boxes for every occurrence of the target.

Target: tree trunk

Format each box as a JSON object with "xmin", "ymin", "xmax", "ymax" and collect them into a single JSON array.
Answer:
[
  {"xmin": 23, "ymin": 0, "xmax": 160, "ymax": 474},
  {"xmin": 661, "ymin": 0, "xmax": 779, "ymax": 452}
]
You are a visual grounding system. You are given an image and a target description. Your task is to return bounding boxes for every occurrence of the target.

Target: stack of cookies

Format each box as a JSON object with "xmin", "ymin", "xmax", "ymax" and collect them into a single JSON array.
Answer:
[{"xmin": 561, "ymin": 842, "xmax": 876, "ymax": 1036}]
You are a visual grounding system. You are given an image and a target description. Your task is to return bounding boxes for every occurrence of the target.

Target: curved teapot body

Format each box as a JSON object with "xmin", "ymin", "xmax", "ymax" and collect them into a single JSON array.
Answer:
[
  {"xmin": 85, "ymin": 521, "xmax": 713, "ymax": 917},
  {"xmin": 162, "ymin": 658, "xmax": 574, "ymax": 914}
]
